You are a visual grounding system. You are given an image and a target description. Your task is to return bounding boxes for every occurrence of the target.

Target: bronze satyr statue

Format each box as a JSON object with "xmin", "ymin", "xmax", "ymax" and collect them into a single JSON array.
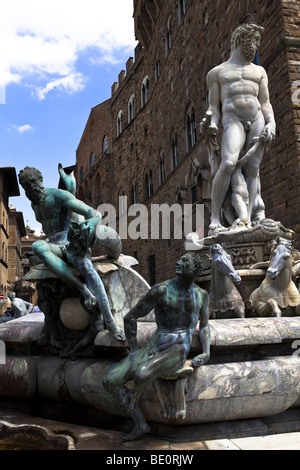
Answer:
[
  {"xmin": 103, "ymin": 253, "xmax": 210, "ymax": 441},
  {"xmin": 18, "ymin": 166, "xmax": 125, "ymax": 342}
]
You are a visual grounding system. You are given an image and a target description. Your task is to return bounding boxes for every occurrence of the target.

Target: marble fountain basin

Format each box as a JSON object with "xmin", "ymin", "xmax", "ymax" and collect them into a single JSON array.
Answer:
[{"xmin": 0, "ymin": 420, "xmax": 76, "ymax": 450}]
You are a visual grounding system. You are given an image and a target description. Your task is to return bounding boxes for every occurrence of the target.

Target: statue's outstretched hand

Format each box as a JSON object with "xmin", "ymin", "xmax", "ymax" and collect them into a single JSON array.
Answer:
[
  {"xmin": 191, "ymin": 353, "xmax": 210, "ymax": 368},
  {"xmin": 68, "ymin": 220, "xmax": 96, "ymax": 256},
  {"xmin": 79, "ymin": 219, "xmax": 96, "ymax": 245}
]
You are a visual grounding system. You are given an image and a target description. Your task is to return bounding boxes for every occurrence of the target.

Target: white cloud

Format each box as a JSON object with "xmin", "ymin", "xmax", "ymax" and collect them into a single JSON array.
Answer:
[
  {"xmin": 0, "ymin": 0, "xmax": 136, "ymax": 97},
  {"xmin": 10, "ymin": 124, "xmax": 34, "ymax": 133},
  {"xmin": 34, "ymin": 72, "xmax": 86, "ymax": 100}
]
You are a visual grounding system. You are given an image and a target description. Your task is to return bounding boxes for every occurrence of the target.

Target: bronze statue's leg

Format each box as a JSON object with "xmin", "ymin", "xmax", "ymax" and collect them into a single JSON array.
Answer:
[
  {"xmin": 133, "ymin": 343, "xmax": 186, "ymax": 394},
  {"xmin": 32, "ymin": 240, "xmax": 96, "ymax": 308},
  {"xmin": 122, "ymin": 389, "xmax": 151, "ymax": 441},
  {"xmin": 120, "ymin": 344, "xmax": 186, "ymax": 441},
  {"xmin": 102, "ymin": 355, "xmax": 149, "ymax": 440},
  {"xmin": 68, "ymin": 254, "xmax": 125, "ymax": 341}
]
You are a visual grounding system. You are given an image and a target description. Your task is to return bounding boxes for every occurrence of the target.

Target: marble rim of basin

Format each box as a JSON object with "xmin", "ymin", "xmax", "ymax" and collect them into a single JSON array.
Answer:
[{"xmin": 0, "ymin": 420, "xmax": 76, "ymax": 450}]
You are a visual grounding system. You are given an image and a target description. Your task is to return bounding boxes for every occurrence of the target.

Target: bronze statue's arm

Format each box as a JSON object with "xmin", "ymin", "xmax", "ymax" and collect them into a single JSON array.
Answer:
[
  {"xmin": 59, "ymin": 191, "xmax": 102, "ymax": 225},
  {"xmin": 24, "ymin": 301, "xmax": 33, "ymax": 313},
  {"xmin": 191, "ymin": 289, "xmax": 210, "ymax": 368},
  {"xmin": 58, "ymin": 191, "xmax": 101, "ymax": 247},
  {"xmin": 124, "ymin": 285, "xmax": 163, "ymax": 353}
]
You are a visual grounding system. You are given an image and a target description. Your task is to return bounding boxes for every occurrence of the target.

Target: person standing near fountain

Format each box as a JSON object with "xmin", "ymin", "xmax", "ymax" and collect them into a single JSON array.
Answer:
[{"xmin": 201, "ymin": 23, "xmax": 276, "ymax": 234}]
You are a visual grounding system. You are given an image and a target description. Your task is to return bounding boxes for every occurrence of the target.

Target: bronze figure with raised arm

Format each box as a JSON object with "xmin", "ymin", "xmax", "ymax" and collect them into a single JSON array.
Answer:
[{"xmin": 18, "ymin": 166, "xmax": 125, "ymax": 342}]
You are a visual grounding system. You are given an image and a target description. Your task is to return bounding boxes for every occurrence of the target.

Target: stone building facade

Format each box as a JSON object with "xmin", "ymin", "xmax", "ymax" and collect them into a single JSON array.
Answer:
[
  {"xmin": 76, "ymin": 99, "xmax": 113, "ymax": 208},
  {"xmin": 19, "ymin": 226, "xmax": 43, "ymax": 305},
  {"xmin": 76, "ymin": 0, "xmax": 300, "ymax": 285},
  {"xmin": 8, "ymin": 207, "xmax": 26, "ymax": 295},
  {"xmin": 0, "ymin": 168, "xmax": 20, "ymax": 314}
]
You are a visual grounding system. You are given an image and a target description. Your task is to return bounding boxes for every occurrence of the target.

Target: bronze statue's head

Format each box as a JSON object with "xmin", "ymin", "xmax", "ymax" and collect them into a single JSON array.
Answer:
[
  {"xmin": 7, "ymin": 291, "xmax": 16, "ymax": 300},
  {"xmin": 176, "ymin": 253, "xmax": 203, "ymax": 280},
  {"xmin": 231, "ymin": 23, "xmax": 264, "ymax": 61},
  {"xmin": 19, "ymin": 167, "xmax": 46, "ymax": 206}
]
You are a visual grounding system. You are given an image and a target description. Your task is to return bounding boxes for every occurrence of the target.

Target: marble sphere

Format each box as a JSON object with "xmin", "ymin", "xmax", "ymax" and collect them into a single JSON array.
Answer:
[{"xmin": 59, "ymin": 297, "xmax": 90, "ymax": 330}]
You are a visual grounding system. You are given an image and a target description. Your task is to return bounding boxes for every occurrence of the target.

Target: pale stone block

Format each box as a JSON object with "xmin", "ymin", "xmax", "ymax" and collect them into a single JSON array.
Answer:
[{"xmin": 59, "ymin": 297, "xmax": 90, "ymax": 331}]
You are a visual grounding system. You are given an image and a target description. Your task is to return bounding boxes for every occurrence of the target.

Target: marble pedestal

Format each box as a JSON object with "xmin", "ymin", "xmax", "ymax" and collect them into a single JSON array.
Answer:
[{"xmin": 0, "ymin": 313, "xmax": 299, "ymax": 428}]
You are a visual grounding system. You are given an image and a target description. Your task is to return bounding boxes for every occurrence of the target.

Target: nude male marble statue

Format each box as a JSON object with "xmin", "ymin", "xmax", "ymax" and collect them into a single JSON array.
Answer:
[{"xmin": 201, "ymin": 23, "xmax": 276, "ymax": 235}]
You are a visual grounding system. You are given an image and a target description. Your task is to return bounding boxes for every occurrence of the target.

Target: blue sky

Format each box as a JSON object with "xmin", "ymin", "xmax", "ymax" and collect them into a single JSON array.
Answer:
[{"xmin": 0, "ymin": 0, "xmax": 137, "ymax": 233}]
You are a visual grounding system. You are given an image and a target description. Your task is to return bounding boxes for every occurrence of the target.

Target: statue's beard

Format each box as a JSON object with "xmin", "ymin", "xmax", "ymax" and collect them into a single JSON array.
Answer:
[
  {"xmin": 27, "ymin": 187, "xmax": 46, "ymax": 205},
  {"xmin": 243, "ymin": 40, "xmax": 257, "ymax": 61}
]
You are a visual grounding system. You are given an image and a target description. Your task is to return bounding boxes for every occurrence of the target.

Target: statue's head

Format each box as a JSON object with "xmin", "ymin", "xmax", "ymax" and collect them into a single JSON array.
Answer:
[
  {"xmin": 7, "ymin": 291, "xmax": 16, "ymax": 300},
  {"xmin": 176, "ymin": 253, "xmax": 203, "ymax": 281},
  {"xmin": 231, "ymin": 23, "xmax": 264, "ymax": 61},
  {"xmin": 18, "ymin": 167, "xmax": 46, "ymax": 206}
]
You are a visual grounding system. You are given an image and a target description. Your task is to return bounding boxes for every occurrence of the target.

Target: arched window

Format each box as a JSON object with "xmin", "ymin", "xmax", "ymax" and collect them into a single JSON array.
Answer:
[
  {"xmin": 155, "ymin": 50, "xmax": 160, "ymax": 82},
  {"xmin": 165, "ymin": 17, "xmax": 172, "ymax": 56},
  {"xmin": 102, "ymin": 134, "xmax": 108, "ymax": 155},
  {"xmin": 94, "ymin": 172, "xmax": 101, "ymax": 207},
  {"xmin": 159, "ymin": 152, "xmax": 165, "ymax": 185},
  {"xmin": 90, "ymin": 151, "xmax": 95, "ymax": 169},
  {"xmin": 131, "ymin": 182, "xmax": 138, "ymax": 205},
  {"xmin": 78, "ymin": 186, "xmax": 84, "ymax": 201},
  {"xmin": 117, "ymin": 110, "xmax": 124, "ymax": 136},
  {"xmin": 186, "ymin": 107, "xmax": 197, "ymax": 150},
  {"xmin": 128, "ymin": 94, "xmax": 135, "ymax": 123},
  {"xmin": 178, "ymin": 0, "xmax": 188, "ymax": 24},
  {"xmin": 145, "ymin": 170, "xmax": 153, "ymax": 198},
  {"xmin": 171, "ymin": 132, "xmax": 179, "ymax": 169},
  {"xmin": 141, "ymin": 77, "xmax": 150, "ymax": 107},
  {"xmin": 191, "ymin": 184, "xmax": 197, "ymax": 204},
  {"xmin": 79, "ymin": 165, "xmax": 83, "ymax": 183},
  {"xmin": 119, "ymin": 190, "xmax": 126, "ymax": 216}
]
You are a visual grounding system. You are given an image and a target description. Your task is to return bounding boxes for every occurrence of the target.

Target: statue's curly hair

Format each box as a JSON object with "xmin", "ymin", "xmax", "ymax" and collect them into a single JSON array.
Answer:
[
  {"xmin": 18, "ymin": 167, "xmax": 43, "ymax": 186},
  {"xmin": 231, "ymin": 23, "xmax": 264, "ymax": 52},
  {"xmin": 185, "ymin": 252, "xmax": 203, "ymax": 277}
]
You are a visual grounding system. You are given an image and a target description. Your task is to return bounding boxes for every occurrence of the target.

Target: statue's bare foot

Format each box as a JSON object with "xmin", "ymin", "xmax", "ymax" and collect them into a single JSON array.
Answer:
[
  {"xmin": 123, "ymin": 423, "xmax": 151, "ymax": 441},
  {"xmin": 111, "ymin": 324, "xmax": 126, "ymax": 341},
  {"xmin": 208, "ymin": 223, "xmax": 228, "ymax": 236},
  {"xmin": 175, "ymin": 409, "xmax": 186, "ymax": 419}
]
